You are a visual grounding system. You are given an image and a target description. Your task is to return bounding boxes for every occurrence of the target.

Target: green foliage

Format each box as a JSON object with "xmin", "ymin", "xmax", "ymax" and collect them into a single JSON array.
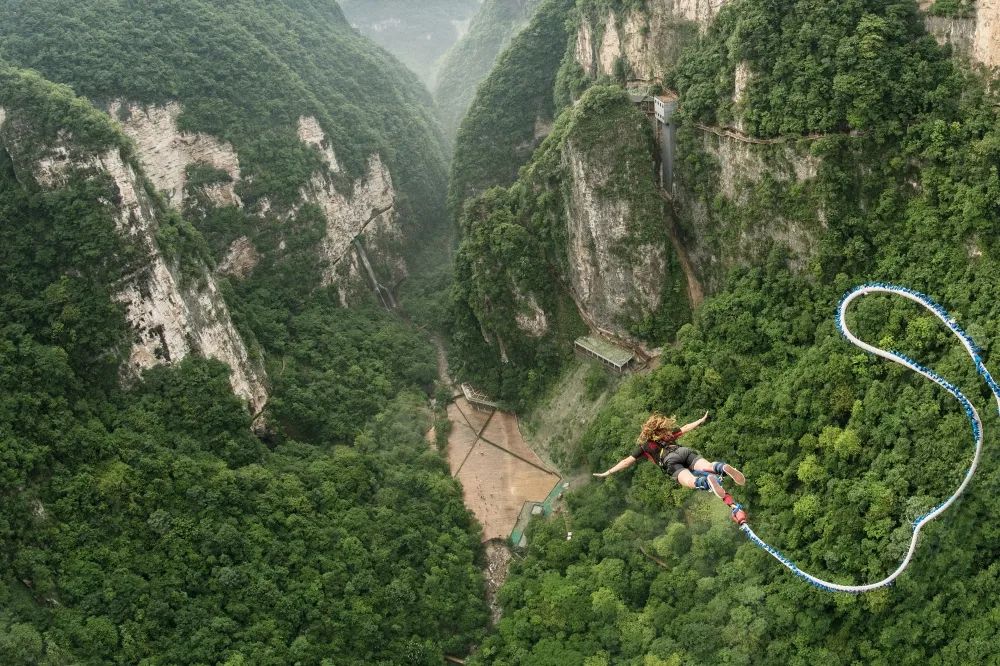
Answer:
[
  {"xmin": 435, "ymin": 0, "xmax": 544, "ymax": 141},
  {"xmin": 672, "ymin": 0, "xmax": 956, "ymax": 139},
  {"xmin": 0, "ymin": 40, "xmax": 484, "ymax": 666},
  {"xmin": 452, "ymin": 85, "xmax": 689, "ymax": 407},
  {"xmin": 448, "ymin": 0, "xmax": 576, "ymax": 218},
  {"xmin": 0, "ymin": 0, "xmax": 449, "ymax": 231},
  {"xmin": 0, "ymin": 356, "xmax": 488, "ymax": 663},
  {"xmin": 928, "ymin": 0, "xmax": 975, "ymax": 18},
  {"xmin": 268, "ymin": 301, "xmax": 438, "ymax": 444},
  {"xmin": 472, "ymin": 0, "xmax": 1000, "ymax": 662}
]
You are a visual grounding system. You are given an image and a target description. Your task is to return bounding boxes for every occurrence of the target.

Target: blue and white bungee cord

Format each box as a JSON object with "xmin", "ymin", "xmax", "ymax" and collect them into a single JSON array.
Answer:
[{"xmin": 737, "ymin": 283, "xmax": 999, "ymax": 593}]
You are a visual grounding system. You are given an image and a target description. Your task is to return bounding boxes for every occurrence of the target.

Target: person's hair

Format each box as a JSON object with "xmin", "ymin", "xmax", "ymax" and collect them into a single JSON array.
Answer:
[{"xmin": 637, "ymin": 413, "xmax": 678, "ymax": 443}]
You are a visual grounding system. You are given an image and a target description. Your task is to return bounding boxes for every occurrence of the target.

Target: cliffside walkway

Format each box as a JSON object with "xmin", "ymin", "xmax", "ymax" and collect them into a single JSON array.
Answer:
[
  {"xmin": 693, "ymin": 122, "xmax": 866, "ymax": 145},
  {"xmin": 738, "ymin": 284, "xmax": 999, "ymax": 592}
]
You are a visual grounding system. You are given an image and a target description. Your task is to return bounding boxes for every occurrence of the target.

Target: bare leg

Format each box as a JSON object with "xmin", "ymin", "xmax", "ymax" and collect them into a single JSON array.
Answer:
[
  {"xmin": 676, "ymin": 469, "xmax": 698, "ymax": 489},
  {"xmin": 691, "ymin": 457, "xmax": 745, "ymax": 485},
  {"xmin": 691, "ymin": 458, "xmax": 714, "ymax": 473}
]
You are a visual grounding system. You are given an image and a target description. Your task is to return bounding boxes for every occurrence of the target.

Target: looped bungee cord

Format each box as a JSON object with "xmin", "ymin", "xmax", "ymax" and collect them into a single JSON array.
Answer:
[{"xmin": 737, "ymin": 283, "xmax": 999, "ymax": 593}]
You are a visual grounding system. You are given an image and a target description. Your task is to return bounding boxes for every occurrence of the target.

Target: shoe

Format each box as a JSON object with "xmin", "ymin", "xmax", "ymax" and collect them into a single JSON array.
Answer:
[
  {"xmin": 706, "ymin": 474, "xmax": 726, "ymax": 500},
  {"xmin": 722, "ymin": 464, "xmax": 745, "ymax": 486}
]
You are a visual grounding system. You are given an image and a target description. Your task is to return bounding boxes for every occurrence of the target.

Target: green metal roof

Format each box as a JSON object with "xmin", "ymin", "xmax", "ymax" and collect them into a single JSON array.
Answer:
[{"xmin": 575, "ymin": 336, "xmax": 634, "ymax": 367}]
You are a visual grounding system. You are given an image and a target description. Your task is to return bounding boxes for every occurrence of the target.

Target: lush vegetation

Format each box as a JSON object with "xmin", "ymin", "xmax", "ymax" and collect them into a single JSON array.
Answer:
[
  {"xmin": 447, "ymin": 0, "xmax": 576, "ymax": 219},
  {"xmin": 672, "ymin": 0, "xmax": 953, "ymax": 139},
  {"xmin": 435, "ymin": 0, "xmax": 544, "ymax": 141},
  {"xmin": 339, "ymin": 0, "xmax": 480, "ymax": 87},
  {"xmin": 461, "ymin": 0, "xmax": 1000, "ymax": 663},
  {"xmin": 451, "ymin": 85, "xmax": 689, "ymax": 409},
  {"xmin": 0, "ymin": 23, "xmax": 487, "ymax": 665},
  {"xmin": 0, "ymin": 0, "xmax": 448, "ymax": 229}
]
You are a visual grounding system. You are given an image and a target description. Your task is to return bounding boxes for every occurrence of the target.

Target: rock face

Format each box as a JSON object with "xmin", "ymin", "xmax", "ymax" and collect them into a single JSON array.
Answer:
[
  {"xmin": 974, "ymin": 0, "xmax": 1000, "ymax": 68},
  {"xmin": 294, "ymin": 118, "xmax": 404, "ymax": 297},
  {"xmin": 110, "ymin": 101, "xmax": 242, "ymax": 208},
  {"xmin": 0, "ymin": 110, "xmax": 268, "ymax": 413},
  {"xmin": 514, "ymin": 291, "xmax": 548, "ymax": 337},
  {"xmin": 562, "ymin": 142, "xmax": 666, "ymax": 337},
  {"xmin": 217, "ymin": 236, "xmax": 260, "ymax": 279},
  {"xmin": 575, "ymin": 0, "xmax": 724, "ymax": 82},
  {"xmin": 674, "ymin": 130, "xmax": 824, "ymax": 294},
  {"xmin": 297, "ymin": 115, "xmax": 341, "ymax": 173}
]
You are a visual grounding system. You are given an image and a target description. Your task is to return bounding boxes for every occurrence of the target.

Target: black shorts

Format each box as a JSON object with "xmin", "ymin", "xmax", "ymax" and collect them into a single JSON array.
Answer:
[{"xmin": 661, "ymin": 446, "xmax": 702, "ymax": 479}]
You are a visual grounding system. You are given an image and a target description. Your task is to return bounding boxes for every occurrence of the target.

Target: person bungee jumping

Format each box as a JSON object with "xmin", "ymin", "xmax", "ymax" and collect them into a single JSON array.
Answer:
[{"xmin": 593, "ymin": 412, "xmax": 748, "ymax": 524}]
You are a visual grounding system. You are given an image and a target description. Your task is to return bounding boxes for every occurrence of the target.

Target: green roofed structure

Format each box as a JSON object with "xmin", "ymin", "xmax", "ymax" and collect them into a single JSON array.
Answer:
[
  {"xmin": 574, "ymin": 335, "xmax": 634, "ymax": 373},
  {"xmin": 461, "ymin": 383, "xmax": 499, "ymax": 413}
]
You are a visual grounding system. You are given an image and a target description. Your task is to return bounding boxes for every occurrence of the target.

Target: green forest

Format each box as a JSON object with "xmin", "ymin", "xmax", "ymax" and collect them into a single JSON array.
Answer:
[
  {"xmin": 0, "ymin": 1, "xmax": 487, "ymax": 662},
  {"xmin": 2, "ymin": 0, "xmax": 1000, "ymax": 663},
  {"xmin": 448, "ymin": 0, "xmax": 576, "ymax": 219},
  {"xmin": 448, "ymin": 0, "xmax": 1000, "ymax": 663},
  {"xmin": 435, "ymin": 0, "xmax": 544, "ymax": 141}
]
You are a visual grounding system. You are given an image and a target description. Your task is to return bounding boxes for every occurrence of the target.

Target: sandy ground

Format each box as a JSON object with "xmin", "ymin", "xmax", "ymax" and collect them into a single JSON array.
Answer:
[{"xmin": 446, "ymin": 398, "xmax": 561, "ymax": 541}]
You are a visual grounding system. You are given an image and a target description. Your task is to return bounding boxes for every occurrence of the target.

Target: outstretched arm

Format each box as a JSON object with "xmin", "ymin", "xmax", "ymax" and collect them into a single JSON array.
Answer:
[
  {"xmin": 593, "ymin": 455, "xmax": 637, "ymax": 478},
  {"xmin": 679, "ymin": 411, "xmax": 710, "ymax": 434}
]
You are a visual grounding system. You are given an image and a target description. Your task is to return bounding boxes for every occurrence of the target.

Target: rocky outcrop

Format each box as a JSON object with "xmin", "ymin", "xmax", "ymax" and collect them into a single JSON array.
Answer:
[
  {"xmin": 575, "ymin": 1, "xmax": 724, "ymax": 82},
  {"xmin": 110, "ymin": 101, "xmax": 242, "ymax": 208},
  {"xmin": 0, "ymin": 110, "xmax": 268, "ymax": 413},
  {"xmin": 293, "ymin": 119, "xmax": 405, "ymax": 296},
  {"xmin": 974, "ymin": 0, "xmax": 1000, "ymax": 68},
  {"xmin": 514, "ymin": 291, "xmax": 548, "ymax": 337},
  {"xmin": 674, "ymin": 130, "xmax": 824, "ymax": 294},
  {"xmin": 217, "ymin": 236, "xmax": 260, "ymax": 279},
  {"xmin": 562, "ymin": 141, "xmax": 666, "ymax": 337},
  {"xmin": 297, "ymin": 115, "xmax": 341, "ymax": 173},
  {"xmin": 675, "ymin": 0, "xmax": 725, "ymax": 26}
]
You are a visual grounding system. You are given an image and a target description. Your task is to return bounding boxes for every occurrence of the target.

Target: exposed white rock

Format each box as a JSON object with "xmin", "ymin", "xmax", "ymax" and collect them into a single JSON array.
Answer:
[
  {"xmin": 598, "ymin": 13, "xmax": 622, "ymax": 75},
  {"xmin": 304, "ymin": 154, "xmax": 399, "ymax": 285},
  {"xmin": 217, "ymin": 236, "xmax": 260, "ymax": 279},
  {"xmin": 675, "ymin": 0, "xmax": 726, "ymax": 27},
  {"xmin": 0, "ymin": 107, "xmax": 6, "ymax": 128},
  {"xmin": 734, "ymin": 61, "xmax": 752, "ymax": 106},
  {"xmin": 2, "ymin": 111, "xmax": 268, "ymax": 413},
  {"xmin": 574, "ymin": 2, "xmax": 725, "ymax": 85},
  {"xmin": 110, "ymin": 100, "xmax": 242, "ymax": 208},
  {"xmin": 975, "ymin": 0, "xmax": 1000, "ymax": 68},
  {"xmin": 33, "ymin": 139, "xmax": 80, "ymax": 188},
  {"xmin": 515, "ymin": 292, "xmax": 548, "ymax": 337},
  {"xmin": 575, "ymin": 19, "xmax": 596, "ymax": 75},
  {"xmin": 297, "ymin": 115, "xmax": 341, "ymax": 173},
  {"xmin": 563, "ymin": 142, "xmax": 664, "ymax": 337},
  {"xmin": 621, "ymin": 12, "xmax": 650, "ymax": 78},
  {"xmin": 97, "ymin": 148, "xmax": 268, "ymax": 413}
]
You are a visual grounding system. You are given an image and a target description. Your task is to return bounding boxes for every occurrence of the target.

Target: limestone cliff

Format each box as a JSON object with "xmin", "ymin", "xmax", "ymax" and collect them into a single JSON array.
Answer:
[
  {"xmin": 110, "ymin": 101, "xmax": 242, "ymax": 208},
  {"xmin": 562, "ymin": 140, "xmax": 667, "ymax": 337},
  {"xmin": 974, "ymin": 0, "xmax": 1000, "ymax": 67},
  {"xmin": 574, "ymin": 0, "xmax": 721, "ymax": 83},
  {"xmin": 111, "ymin": 103, "xmax": 406, "ymax": 304},
  {"xmin": 295, "ymin": 117, "xmax": 404, "ymax": 302},
  {"xmin": 672, "ymin": 127, "xmax": 825, "ymax": 293},
  {"xmin": 0, "ymin": 105, "xmax": 268, "ymax": 413}
]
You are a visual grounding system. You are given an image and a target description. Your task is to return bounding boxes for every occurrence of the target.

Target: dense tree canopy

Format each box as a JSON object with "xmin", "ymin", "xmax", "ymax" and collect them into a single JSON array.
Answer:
[
  {"xmin": 447, "ymin": 0, "xmax": 576, "ymax": 219},
  {"xmin": 450, "ymin": 0, "xmax": 1000, "ymax": 663},
  {"xmin": 435, "ymin": 0, "xmax": 544, "ymax": 141},
  {"xmin": 0, "ymin": 28, "xmax": 486, "ymax": 666}
]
